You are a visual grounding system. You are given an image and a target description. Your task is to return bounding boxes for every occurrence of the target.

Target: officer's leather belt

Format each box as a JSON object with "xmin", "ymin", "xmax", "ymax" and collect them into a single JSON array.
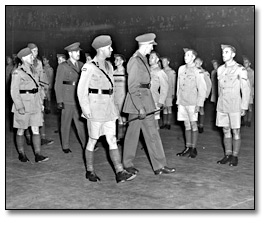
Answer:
[
  {"xmin": 89, "ymin": 88, "xmax": 113, "ymax": 95},
  {"xmin": 20, "ymin": 88, "xmax": 38, "ymax": 94},
  {"xmin": 139, "ymin": 83, "xmax": 151, "ymax": 89},
  {"xmin": 63, "ymin": 81, "xmax": 77, "ymax": 85}
]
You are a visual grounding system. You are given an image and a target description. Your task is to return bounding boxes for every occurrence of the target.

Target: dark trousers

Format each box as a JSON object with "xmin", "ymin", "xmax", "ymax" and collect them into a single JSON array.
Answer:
[
  {"xmin": 123, "ymin": 114, "xmax": 167, "ymax": 171},
  {"xmin": 61, "ymin": 104, "xmax": 86, "ymax": 149}
]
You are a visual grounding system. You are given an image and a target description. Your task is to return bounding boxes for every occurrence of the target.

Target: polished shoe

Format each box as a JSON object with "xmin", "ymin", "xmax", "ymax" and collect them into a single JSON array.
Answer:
[
  {"xmin": 176, "ymin": 147, "xmax": 191, "ymax": 157},
  {"xmin": 188, "ymin": 148, "xmax": 198, "ymax": 158},
  {"xmin": 18, "ymin": 153, "xmax": 29, "ymax": 162},
  {"xmin": 154, "ymin": 166, "xmax": 176, "ymax": 175},
  {"xmin": 198, "ymin": 127, "xmax": 204, "ymax": 133},
  {"xmin": 125, "ymin": 167, "xmax": 139, "ymax": 175},
  {"xmin": 217, "ymin": 155, "xmax": 232, "ymax": 164},
  {"xmin": 63, "ymin": 148, "xmax": 72, "ymax": 154},
  {"xmin": 41, "ymin": 138, "xmax": 54, "ymax": 146},
  {"xmin": 229, "ymin": 156, "xmax": 238, "ymax": 166},
  {"xmin": 86, "ymin": 171, "xmax": 101, "ymax": 182},
  {"xmin": 35, "ymin": 154, "xmax": 49, "ymax": 163},
  {"xmin": 160, "ymin": 125, "xmax": 166, "ymax": 129},
  {"xmin": 116, "ymin": 170, "xmax": 136, "ymax": 183}
]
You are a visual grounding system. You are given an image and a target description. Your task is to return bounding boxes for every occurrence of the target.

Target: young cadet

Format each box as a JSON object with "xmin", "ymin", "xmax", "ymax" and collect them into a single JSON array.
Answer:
[
  {"xmin": 77, "ymin": 35, "xmax": 136, "ymax": 183},
  {"xmin": 10, "ymin": 47, "xmax": 49, "ymax": 163},
  {"xmin": 216, "ymin": 45, "xmax": 250, "ymax": 166},
  {"xmin": 176, "ymin": 48, "xmax": 206, "ymax": 158}
]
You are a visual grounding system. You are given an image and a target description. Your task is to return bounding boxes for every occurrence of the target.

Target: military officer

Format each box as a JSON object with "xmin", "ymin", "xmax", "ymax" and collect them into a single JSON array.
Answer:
[
  {"xmin": 122, "ymin": 33, "xmax": 175, "ymax": 175},
  {"xmin": 242, "ymin": 56, "xmax": 254, "ymax": 127},
  {"xmin": 10, "ymin": 47, "xmax": 49, "ymax": 163},
  {"xmin": 77, "ymin": 35, "xmax": 136, "ymax": 183},
  {"xmin": 149, "ymin": 51, "xmax": 169, "ymax": 129},
  {"xmin": 194, "ymin": 57, "xmax": 212, "ymax": 133},
  {"xmin": 216, "ymin": 44, "xmax": 250, "ymax": 166},
  {"xmin": 176, "ymin": 48, "xmax": 207, "ymax": 158},
  {"xmin": 160, "ymin": 56, "xmax": 176, "ymax": 130},
  {"xmin": 54, "ymin": 42, "xmax": 87, "ymax": 154}
]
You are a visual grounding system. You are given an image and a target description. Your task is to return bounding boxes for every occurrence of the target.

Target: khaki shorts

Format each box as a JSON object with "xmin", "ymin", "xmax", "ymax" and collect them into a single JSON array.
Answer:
[
  {"xmin": 177, "ymin": 105, "xmax": 198, "ymax": 122},
  {"xmin": 216, "ymin": 111, "xmax": 241, "ymax": 129},
  {"xmin": 13, "ymin": 111, "xmax": 43, "ymax": 129},
  {"xmin": 87, "ymin": 120, "xmax": 116, "ymax": 139}
]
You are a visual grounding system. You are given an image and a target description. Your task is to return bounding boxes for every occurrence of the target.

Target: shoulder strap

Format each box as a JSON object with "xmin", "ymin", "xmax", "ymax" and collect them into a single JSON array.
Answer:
[
  {"xmin": 20, "ymin": 68, "xmax": 39, "ymax": 88},
  {"xmin": 92, "ymin": 61, "xmax": 113, "ymax": 88}
]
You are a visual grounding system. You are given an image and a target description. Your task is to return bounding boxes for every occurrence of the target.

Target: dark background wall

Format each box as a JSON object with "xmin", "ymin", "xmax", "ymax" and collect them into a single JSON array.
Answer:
[{"xmin": 5, "ymin": 5, "xmax": 254, "ymax": 72}]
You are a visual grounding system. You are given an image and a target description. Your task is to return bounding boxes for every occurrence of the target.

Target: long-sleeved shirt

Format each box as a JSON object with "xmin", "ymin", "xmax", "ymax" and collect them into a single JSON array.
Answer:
[
  {"xmin": 176, "ymin": 63, "xmax": 207, "ymax": 107},
  {"xmin": 217, "ymin": 61, "xmax": 251, "ymax": 113}
]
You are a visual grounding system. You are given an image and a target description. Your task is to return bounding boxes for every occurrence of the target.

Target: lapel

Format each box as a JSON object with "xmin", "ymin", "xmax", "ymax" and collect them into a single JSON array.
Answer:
[
  {"xmin": 67, "ymin": 59, "xmax": 80, "ymax": 73},
  {"xmin": 136, "ymin": 52, "xmax": 151, "ymax": 77}
]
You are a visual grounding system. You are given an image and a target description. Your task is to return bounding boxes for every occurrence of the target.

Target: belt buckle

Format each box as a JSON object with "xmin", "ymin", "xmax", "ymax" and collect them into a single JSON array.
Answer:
[{"xmin": 98, "ymin": 89, "xmax": 102, "ymax": 94}]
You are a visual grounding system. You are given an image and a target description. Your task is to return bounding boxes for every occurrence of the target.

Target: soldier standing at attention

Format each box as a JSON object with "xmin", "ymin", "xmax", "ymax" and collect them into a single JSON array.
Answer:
[
  {"xmin": 160, "ymin": 56, "xmax": 176, "ymax": 130},
  {"xmin": 54, "ymin": 42, "xmax": 87, "ymax": 154},
  {"xmin": 176, "ymin": 48, "xmax": 206, "ymax": 159},
  {"xmin": 149, "ymin": 51, "xmax": 169, "ymax": 129},
  {"xmin": 242, "ymin": 56, "xmax": 254, "ymax": 127},
  {"xmin": 194, "ymin": 57, "xmax": 212, "ymax": 133},
  {"xmin": 10, "ymin": 47, "xmax": 49, "ymax": 163},
  {"xmin": 122, "ymin": 33, "xmax": 175, "ymax": 176},
  {"xmin": 77, "ymin": 35, "xmax": 136, "ymax": 183},
  {"xmin": 216, "ymin": 45, "xmax": 250, "ymax": 166}
]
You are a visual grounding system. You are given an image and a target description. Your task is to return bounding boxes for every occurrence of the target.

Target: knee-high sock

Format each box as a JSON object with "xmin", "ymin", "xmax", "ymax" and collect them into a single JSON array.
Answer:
[
  {"xmin": 191, "ymin": 130, "xmax": 198, "ymax": 148},
  {"xmin": 25, "ymin": 129, "xmax": 31, "ymax": 142},
  {"xmin": 109, "ymin": 149, "xmax": 123, "ymax": 173},
  {"xmin": 32, "ymin": 134, "xmax": 41, "ymax": 155},
  {"xmin": 247, "ymin": 111, "xmax": 253, "ymax": 123},
  {"xmin": 85, "ymin": 150, "xmax": 94, "ymax": 172},
  {"xmin": 167, "ymin": 114, "xmax": 172, "ymax": 125},
  {"xmin": 163, "ymin": 114, "xmax": 168, "ymax": 125},
  {"xmin": 199, "ymin": 114, "xmax": 205, "ymax": 127},
  {"xmin": 185, "ymin": 130, "xmax": 192, "ymax": 147},
  {"xmin": 16, "ymin": 134, "xmax": 25, "ymax": 154},
  {"xmin": 232, "ymin": 139, "xmax": 241, "ymax": 156},
  {"xmin": 224, "ymin": 137, "xmax": 233, "ymax": 155}
]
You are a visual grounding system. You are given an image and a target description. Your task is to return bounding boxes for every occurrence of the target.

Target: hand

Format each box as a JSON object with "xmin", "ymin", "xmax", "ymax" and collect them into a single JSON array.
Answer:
[
  {"xmin": 84, "ymin": 113, "xmax": 91, "ymax": 119},
  {"xmin": 18, "ymin": 107, "xmax": 25, "ymax": 115},
  {"xmin": 241, "ymin": 109, "xmax": 246, "ymax": 116},
  {"xmin": 194, "ymin": 106, "xmax": 200, "ymax": 113},
  {"xmin": 138, "ymin": 108, "xmax": 146, "ymax": 120},
  {"xmin": 57, "ymin": 102, "xmax": 64, "ymax": 110}
]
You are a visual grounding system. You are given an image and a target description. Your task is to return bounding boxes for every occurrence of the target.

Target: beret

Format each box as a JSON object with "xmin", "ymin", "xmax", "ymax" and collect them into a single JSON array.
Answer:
[
  {"xmin": 17, "ymin": 47, "xmax": 32, "ymax": 60},
  {"xmin": 27, "ymin": 43, "xmax": 37, "ymax": 50},
  {"xmin": 221, "ymin": 44, "xmax": 236, "ymax": 53},
  {"xmin": 64, "ymin": 42, "xmax": 82, "ymax": 52},
  {"xmin": 92, "ymin": 35, "xmax": 112, "ymax": 50},
  {"xmin": 135, "ymin": 33, "xmax": 157, "ymax": 45}
]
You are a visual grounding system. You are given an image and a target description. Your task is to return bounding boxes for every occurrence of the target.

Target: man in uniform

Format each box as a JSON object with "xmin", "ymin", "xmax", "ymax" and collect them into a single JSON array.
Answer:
[
  {"xmin": 122, "ymin": 33, "xmax": 175, "ymax": 175},
  {"xmin": 242, "ymin": 55, "xmax": 254, "ymax": 127},
  {"xmin": 149, "ymin": 51, "xmax": 169, "ymax": 129},
  {"xmin": 194, "ymin": 57, "xmax": 212, "ymax": 133},
  {"xmin": 161, "ymin": 56, "xmax": 176, "ymax": 130},
  {"xmin": 176, "ymin": 48, "xmax": 206, "ymax": 158},
  {"xmin": 113, "ymin": 53, "xmax": 127, "ymax": 143},
  {"xmin": 54, "ymin": 42, "xmax": 87, "ymax": 154},
  {"xmin": 10, "ymin": 47, "xmax": 49, "ymax": 163},
  {"xmin": 77, "ymin": 35, "xmax": 136, "ymax": 183},
  {"xmin": 216, "ymin": 45, "xmax": 250, "ymax": 166}
]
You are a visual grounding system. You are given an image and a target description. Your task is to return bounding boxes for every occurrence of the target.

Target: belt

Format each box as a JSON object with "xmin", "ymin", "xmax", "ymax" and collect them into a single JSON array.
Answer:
[
  {"xmin": 20, "ymin": 88, "xmax": 38, "ymax": 94},
  {"xmin": 89, "ymin": 88, "xmax": 113, "ymax": 95},
  {"xmin": 63, "ymin": 81, "xmax": 77, "ymax": 85},
  {"xmin": 139, "ymin": 83, "xmax": 151, "ymax": 89}
]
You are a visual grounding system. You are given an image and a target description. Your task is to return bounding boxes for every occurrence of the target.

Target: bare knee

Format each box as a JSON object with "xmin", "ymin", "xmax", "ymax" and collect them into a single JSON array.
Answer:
[{"xmin": 223, "ymin": 127, "xmax": 232, "ymax": 138}]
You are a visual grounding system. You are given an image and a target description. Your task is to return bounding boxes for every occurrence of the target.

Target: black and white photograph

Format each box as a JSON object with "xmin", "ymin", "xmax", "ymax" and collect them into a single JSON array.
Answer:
[{"xmin": 4, "ymin": 2, "xmax": 260, "ymax": 218}]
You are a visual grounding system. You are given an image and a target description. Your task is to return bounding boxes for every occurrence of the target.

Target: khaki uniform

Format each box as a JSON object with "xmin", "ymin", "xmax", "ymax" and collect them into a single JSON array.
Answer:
[
  {"xmin": 247, "ymin": 67, "xmax": 254, "ymax": 104},
  {"xmin": 216, "ymin": 62, "xmax": 250, "ymax": 114},
  {"xmin": 77, "ymin": 58, "xmax": 118, "ymax": 122},
  {"xmin": 113, "ymin": 67, "xmax": 127, "ymax": 114},
  {"xmin": 10, "ymin": 64, "xmax": 43, "ymax": 129},
  {"xmin": 122, "ymin": 51, "xmax": 167, "ymax": 171},
  {"xmin": 163, "ymin": 66, "xmax": 176, "ymax": 107},
  {"xmin": 43, "ymin": 64, "xmax": 54, "ymax": 101},
  {"xmin": 54, "ymin": 59, "xmax": 86, "ymax": 149},
  {"xmin": 201, "ymin": 68, "xmax": 212, "ymax": 99}
]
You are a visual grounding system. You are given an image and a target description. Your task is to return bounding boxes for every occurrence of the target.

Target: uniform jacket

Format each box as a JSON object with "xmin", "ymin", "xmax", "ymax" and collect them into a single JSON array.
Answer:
[
  {"xmin": 217, "ymin": 61, "xmax": 250, "ymax": 113},
  {"xmin": 246, "ymin": 67, "xmax": 254, "ymax": 103},
  {"xmin": 199, "ymin": 67, "xmax": 212, "ymax": 99},
  {"xmin": 43, "ymin": 64, "xmax": 54, "ymax": 90},
  {"xmin": 10, "ymin": 64, "xmax": 43, "ymax": 113},
  {"xmin": 163, "ymin": 66, "xmax": 176, "ymax": 99},
  {"xmin": 123, "ymin": 51, "xmax": 156, "ymax": 114},
  {"xmin": 176, "ymin": 64, "xmax": 207, "ymax": 107},
  {"xmin": 33, "ymin": 58, "xmax": 47, "ymax": 100},
  {"xmin": 77, "ymin": 57, "xmax": 118, "ymax": 122},
  {"xmin": 150, "ymin": 64, "xmax": 169, "ymax": 105},
  {"xmin": 54, "ymin": 59, "xmax": 83, "ymax": 106}
]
